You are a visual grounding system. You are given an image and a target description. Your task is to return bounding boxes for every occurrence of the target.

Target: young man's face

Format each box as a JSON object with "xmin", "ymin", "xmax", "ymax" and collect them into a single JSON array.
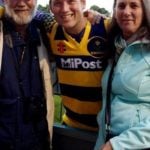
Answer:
[
  {"xmin": 50, "ymin": 0, "xmax": 86, "ymax": 33},
  {"xmin": 4, "ymin": 0, "xmax": 37, "ymax": 25}
]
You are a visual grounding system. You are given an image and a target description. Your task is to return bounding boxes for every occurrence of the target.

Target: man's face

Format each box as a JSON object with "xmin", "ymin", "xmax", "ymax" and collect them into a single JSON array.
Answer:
[
  {"xmin": 4, "ymin": 0, "xmax": 37, "ymax": 25},
  {"xmin": 50, "ymin": 0, "xmax": 86, "ymax": 33}
]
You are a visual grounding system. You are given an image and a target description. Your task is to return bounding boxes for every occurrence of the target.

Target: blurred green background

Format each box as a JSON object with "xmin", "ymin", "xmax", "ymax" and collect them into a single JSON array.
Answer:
[{"xmin": 54, "ymin": 95, "xmax": 64, "ymax": 123}]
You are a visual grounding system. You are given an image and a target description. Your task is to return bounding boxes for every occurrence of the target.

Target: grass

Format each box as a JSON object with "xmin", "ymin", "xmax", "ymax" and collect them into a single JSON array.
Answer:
[{"xmin": 54, "ymin": 95, "xmax": 64, "ymax": 123}]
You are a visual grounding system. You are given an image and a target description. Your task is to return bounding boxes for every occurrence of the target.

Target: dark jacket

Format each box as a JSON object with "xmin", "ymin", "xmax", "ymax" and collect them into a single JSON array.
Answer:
[{"xmin": 0, "ymin": 18, "xmax": 54, "ymax": 150}]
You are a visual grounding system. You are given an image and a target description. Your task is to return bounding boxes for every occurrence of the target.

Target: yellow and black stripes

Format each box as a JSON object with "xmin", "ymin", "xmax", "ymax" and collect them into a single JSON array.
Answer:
[
  {"xmin": 64, "ymin": 107, "xmax": 99, "ymax": 128},
  {"xmin": 48, "ymin": 18, "xmax": 108, "ymax": 130},
  {"xmin": 60, "ymin": 83, "xmax": 102, "ymax": 102}
]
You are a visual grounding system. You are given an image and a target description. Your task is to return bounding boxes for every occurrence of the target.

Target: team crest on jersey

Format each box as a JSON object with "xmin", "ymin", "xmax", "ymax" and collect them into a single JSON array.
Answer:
[
  {"xmin": 87, "ymin": 36, "xmax": 107, "ymax": 58},
  {"xmin": 57, "ymin": 42, "xmax": 66, "ymax": 53}
]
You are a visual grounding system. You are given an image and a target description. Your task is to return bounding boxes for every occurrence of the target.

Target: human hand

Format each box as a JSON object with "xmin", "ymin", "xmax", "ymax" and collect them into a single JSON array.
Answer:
[
  {"xmin": 83, "ymin": 9, "xmax": 106, "ymax": 25},
  {"xmin": 100, "ymin": 141, "xmax": 113, "ymax": 150}
]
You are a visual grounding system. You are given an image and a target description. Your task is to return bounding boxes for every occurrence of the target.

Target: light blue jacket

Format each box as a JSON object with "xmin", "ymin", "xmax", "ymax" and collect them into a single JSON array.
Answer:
[{"xmin": 95, "ymin": 39, "xmax": 150, "ymax": 150}]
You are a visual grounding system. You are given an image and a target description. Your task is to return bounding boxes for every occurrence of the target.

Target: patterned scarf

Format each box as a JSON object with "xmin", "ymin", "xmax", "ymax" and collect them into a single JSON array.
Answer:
[{"xmin": 114, "ymin": 27, "xmax": 149, "ymax": 59}]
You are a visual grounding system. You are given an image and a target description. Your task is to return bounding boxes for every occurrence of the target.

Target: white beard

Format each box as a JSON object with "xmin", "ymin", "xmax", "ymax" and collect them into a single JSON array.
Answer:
[{"xmin": 5, "ymin": 3, "xmax": 37, "ymax": 25}]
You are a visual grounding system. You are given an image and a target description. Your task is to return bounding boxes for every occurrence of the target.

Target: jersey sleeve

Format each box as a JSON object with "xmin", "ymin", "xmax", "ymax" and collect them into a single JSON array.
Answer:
[
  {"xmin": 0, "ymin": 5, "xmax": 4, "ymax": 18},
  {"xmin": 104, "ymin": 18, "xmax": 111, "ymax": 33},
  {"xmin": 34, "ymin": 10, "xmax": 56, "ymax": 33}
]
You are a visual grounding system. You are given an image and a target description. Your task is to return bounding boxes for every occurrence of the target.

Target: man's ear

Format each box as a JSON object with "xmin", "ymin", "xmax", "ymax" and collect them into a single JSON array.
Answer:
[
  {"xmin": 114, "ymin": 8, "xmax": 117, "ymax": 19},
  {"xmin": 49, "ymin": 0, "xmax": 54, "ymax": 14},
  {"xmin": 49, "ymin": 0, "xmax": 52, "ymax": 11}
]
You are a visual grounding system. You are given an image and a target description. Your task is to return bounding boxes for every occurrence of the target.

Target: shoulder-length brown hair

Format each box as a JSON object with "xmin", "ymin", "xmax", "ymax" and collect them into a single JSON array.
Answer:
[{"xmin": 107, "ymin": 0, "xmax": 150, "ymax": 57}]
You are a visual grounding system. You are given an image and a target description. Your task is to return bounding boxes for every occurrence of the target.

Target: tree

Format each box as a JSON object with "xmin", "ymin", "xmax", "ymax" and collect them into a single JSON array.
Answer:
[
  {"xmin": 37, "ymin": 4, "xmax": 50, "ymax": 13},
  {"xmin": 90, "ymin": 5, "xmax": 110, "ymax": 17}
]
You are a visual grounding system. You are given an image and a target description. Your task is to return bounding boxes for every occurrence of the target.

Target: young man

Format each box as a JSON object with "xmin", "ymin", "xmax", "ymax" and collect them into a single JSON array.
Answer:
[
  {"xmin": 48, "ymin": 0, "xmax": 109, "ymax": 131},
  {"xmin": 0, "ymin": 0, "xmax": 54, "ymax": 149}
]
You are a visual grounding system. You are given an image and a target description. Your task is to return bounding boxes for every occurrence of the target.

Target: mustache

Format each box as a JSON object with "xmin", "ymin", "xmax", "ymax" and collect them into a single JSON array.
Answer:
[{"xmin": 4, "ymin": 4, "xmax": 37, "ymax": 25}]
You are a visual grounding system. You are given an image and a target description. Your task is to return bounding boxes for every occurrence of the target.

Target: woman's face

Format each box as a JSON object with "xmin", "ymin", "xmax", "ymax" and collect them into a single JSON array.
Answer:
[{"xmin": 114, "ymin": 0, "xmax": 143, "ymax": 39}]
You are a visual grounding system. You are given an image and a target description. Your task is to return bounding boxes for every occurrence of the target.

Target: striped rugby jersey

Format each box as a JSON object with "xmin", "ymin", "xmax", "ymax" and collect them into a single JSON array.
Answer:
[{"xmin": 48, "ymin": 19, "xmax": 109, "ymax": 131}]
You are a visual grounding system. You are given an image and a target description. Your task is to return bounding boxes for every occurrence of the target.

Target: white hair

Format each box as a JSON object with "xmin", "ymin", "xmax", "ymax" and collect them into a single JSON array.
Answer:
[{"xmin": 4, "ymin": 0, "xmax": 37, "ymax": 25}]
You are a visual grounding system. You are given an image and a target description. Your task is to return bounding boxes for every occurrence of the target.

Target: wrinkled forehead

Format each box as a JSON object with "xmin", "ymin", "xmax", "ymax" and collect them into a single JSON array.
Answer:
[
  {"xmin": 50, "ymin": 0, "xmax": 84, "ymax": 4},
  {"xmin": 115, "ymin": 0, "xmax": 142, "ymax": 5},
  {"xmin": 3, "ymin": 0, "xmax": 37, "ymax": 3}
]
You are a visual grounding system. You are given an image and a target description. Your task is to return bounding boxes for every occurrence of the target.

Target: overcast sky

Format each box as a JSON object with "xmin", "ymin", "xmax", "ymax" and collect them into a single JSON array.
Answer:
[{"xmin": 37, "ymin": 0, "xmax": 114, "ymax": 12}]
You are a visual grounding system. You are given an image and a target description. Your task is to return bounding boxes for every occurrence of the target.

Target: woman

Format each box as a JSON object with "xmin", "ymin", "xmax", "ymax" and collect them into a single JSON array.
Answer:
[{"xmin": 94, "ymin": 0, "xmax": 150, "ymax": 149}]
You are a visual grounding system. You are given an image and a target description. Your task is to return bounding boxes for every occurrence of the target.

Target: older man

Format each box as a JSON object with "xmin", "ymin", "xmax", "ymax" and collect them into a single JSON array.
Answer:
[{"xmin": 0, "ymin": 0, "xmax": 54, "ymax": 149}]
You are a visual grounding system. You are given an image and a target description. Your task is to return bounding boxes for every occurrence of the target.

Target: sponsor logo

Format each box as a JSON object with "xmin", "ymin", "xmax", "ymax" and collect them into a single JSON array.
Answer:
[
  {"xmin": 61, "ymin": 58, "xmax": 102, "ymax": 69},
  {"xmin": 57, "ymin": 42, "xmax": 66, "ymax": 53},
  {"xmin": 87, "ymin": 36, "xmax": 107, "ymax": 58}
]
